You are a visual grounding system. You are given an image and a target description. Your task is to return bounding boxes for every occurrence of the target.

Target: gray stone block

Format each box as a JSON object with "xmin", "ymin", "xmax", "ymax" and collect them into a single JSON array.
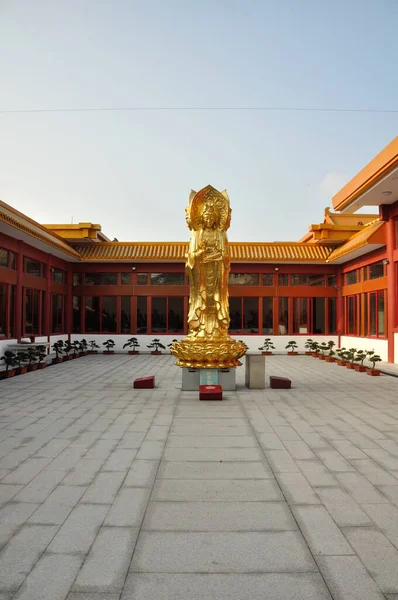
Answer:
[
  {"xmin": 276, "ymin": 472, "xmax": 320, "ymax": 505},
  {"xmin": 163, "ymin": 447, "xmax": 263, "ymax": 462},
  {"xmin": 117, "ymin": 432, "xmax": 146, "ymax": 448},
  {"xmin": 0, "ymin": 502, "xmax": 39, "ymax": 546},
  {"xmin": 1, "ymin": 458, "xmax": 51, "ymax": 484},
  {"xmin": 105, "ymin": 488, "xmax": 151, "ymax": 527},
  {"xmin": 315, "ymin": 487, "xmax": 373, "ymax": 527},
  {"xmin": 335, "ymin": 472, "xmax": 389, "ymax": 504},
  {"xmin": 13, "ymin": 553, "xmax": 83, "ymax": 600},
  {"xmin": 316, "ymin": 555, "xmax": 385, "ymax": 600},
  {"xmin": 265, "ymin": 450, "xmax": 300, "ymax": 473},
  {"xmin": 130, "ymin": 531, "xmax": 317, "ymax": 573},
  {"xmin": 158, "ymin": 461, "xmax": 273, "ymax": 479},
  {"xmin": 28, "ymin": 485, "xmax": 86, "ymax": 525},
  {"xmin": 81, "ymin": 472, "xmax": 125, "ymax": 504},
  {"xmin": 124, "ymin": 460, "xmax": 159, "ymax": 487},
  {"xmin": 48, "ymin": 504, "xmax": 109, "ymax": 554},
  {"xmin": 297, "ymin": 460, "xmax": 338, "ymax": 486},
  {"xmin": 136, "ymin": 441, "xmax": 165, "ymax": 460},
  {"xmin": 361, "ymin": 503, "xmax": 398, "ymax": 549},
  {"xmin": 62, "ymin": 459, "xmax": 104, "ymax": 486},
  {"xmin": 166, "ymin": 435, "xmax": 257, "ymax": 448},
  {"xmin": 0, "ymin": 484, "xmax": 23, "ymax": 507},
  {"xmin": 13, "ymin": 469, "xmax": 67, "ymax": 503},
  {"xmin": 292, "ymin": 505, "xmax": 354, "ymax": 555},
  {"xmin": 152, "ymin": 479, "xmax": 282, "ymax": 502},
  {"xmin": 314, "ymin": 449, "xmax": 354, "ymax": 472},
  {"xmin": 103, "ymin": 449, "xmax": 137, "ymax": 471}
]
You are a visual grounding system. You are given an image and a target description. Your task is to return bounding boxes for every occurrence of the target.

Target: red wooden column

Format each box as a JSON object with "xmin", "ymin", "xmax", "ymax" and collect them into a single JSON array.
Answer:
[
  {"xmin": 65, "ymin": 270, "xmax": 73, "ymax": 338},
  {"xmin": 44, "ymin": 257, "xmax": 52, "ymax": 337},
  {"xmin": 15, "ymin": 241, "xmax": 24, "ymax": 340},
  {"xmin": 336, "ymin": 271, "xmax": 344, "ymax": 341},
  {"xmin": 385, "ymin": 211, "xmax": 396, "ymax": 363}
]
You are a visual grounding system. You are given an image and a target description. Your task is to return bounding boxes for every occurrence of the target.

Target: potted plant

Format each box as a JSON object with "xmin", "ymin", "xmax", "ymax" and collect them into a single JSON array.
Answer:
[
  {"xmin": 335, "ymin": 348, "xmax": 347, "ymax": 366},
  {"xmin": 15, "ymin": 350, "xmax": 29, "ymax": 374},
  {"xmin": 27, "ymin": 347, "xmax": 39, "ymax": 371},
  {"xmin": 310, "ymin": 340, "xmax": 320, "ymax": 357},
  {"xmin": 366, "ymin": 352, "xmax": 382, "ymax": 376},
  {"xmin": 36, "ymin": 345, "xmax": 47, "ymax": 369},
  {"xmin": 258, "ymin": 338, "xmax": 275, "ymax": 355},
  {"xmin": 103, "ymin": 339, "xmax": 115, "ymax": 354},
  {"xmin": 0, "ymin": 350, "xmax": 17, "ymax": 379},
  {"xmin": 80, "ymin": 339, "xmax": 88, "ymax": 356},
  {"xmin": 354, "ymin": 350, "xmax": 367, "ymax": 372},
  {"xmin": 147, "ymin": 339, "xmax": 166, "ymax": 355},
  {"xmin": 304, "ymin": 338, "xmax": 313, "ymax": 356},
  {"xmin": 51, "ymin": 340, "xmax": 64, "ymax": 364},
  {"xmin": 345, "ymin": 348, "xmax": 357, "ymax": 369},
  {"xmin": 167, "ymin": 339, "xmax": 178, "ymax": 354},
  {"xmin": 88, "ymin": 340, "xmax": 100, "ymax": 354},
  {"xmin": 123, "ymin": 337, "xmax": 140, "ymax": 355},
  {"xmin": 325, "ymin": 341, "xmax": 336, "ymax": 362},
  {"xmin": 63, "ymin": 341, "xmax": 73, "ymax": 361},
  {"xmin": 285, "ymin": 340, "xmax": 298, "ymax": 356},
  {"xmin": 70, "ymin": 341, "xmax": 81, "ymax": 359},
  {"xmin": 318, "ymin": 342, "xmax": 329, "ymax": 360}
]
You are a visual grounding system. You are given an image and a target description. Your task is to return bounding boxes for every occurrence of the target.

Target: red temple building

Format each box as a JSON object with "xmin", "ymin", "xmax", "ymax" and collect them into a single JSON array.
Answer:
[{"xmin": 1, "ymin": 137, "xmax": 397, "ymax": 363}]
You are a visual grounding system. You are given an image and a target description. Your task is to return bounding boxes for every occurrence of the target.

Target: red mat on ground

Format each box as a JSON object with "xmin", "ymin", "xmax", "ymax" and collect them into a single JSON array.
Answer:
[
  {"xmin": 199, "ymin": 384, "xmax": 223, "ymax": 400},
  {"xmin": 134, "ymin": 376, "xmax": 155, "ymax": 389},
  {"xmin": 269, "ymin": 376, "xmax": 291, "ymax": 389}
]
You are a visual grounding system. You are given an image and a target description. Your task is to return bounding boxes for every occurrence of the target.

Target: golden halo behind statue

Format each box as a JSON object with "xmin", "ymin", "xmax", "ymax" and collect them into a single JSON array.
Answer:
[{"xmin": 186, "ymin": 185, "xmax": 231, "ymax": 232}]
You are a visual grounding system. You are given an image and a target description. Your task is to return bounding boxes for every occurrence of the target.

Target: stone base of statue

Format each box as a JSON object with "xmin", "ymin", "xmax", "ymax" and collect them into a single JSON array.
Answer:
[
  {"xmin": 171, "ymin": 338, "xmax": 246, "ymax": 369},
  {"xmin": 181, "ymin": 367, "xmax": 236, "ymax": 391}
]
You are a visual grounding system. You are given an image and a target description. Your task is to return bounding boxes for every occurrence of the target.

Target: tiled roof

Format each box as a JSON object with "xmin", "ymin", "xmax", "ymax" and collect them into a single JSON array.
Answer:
[
  {"xmin": 326, "ymin": 221, "xmax": 385, "ymax": 263},
  {"xmin": 74, "ymin": 241, "xmax": 335, "ymax": 263},
  {"xmin": 0, "ymin": 200, "xmax": 81, "ymax": 259}
]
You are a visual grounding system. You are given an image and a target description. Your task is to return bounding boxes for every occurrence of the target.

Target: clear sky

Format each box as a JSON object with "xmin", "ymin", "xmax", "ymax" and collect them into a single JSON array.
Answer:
[{"xmin": 0, "ymin": 0, "xmax": 397, "ymax": 243}]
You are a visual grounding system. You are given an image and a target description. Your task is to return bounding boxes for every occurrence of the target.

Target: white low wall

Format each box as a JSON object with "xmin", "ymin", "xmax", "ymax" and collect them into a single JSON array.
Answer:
[
  {"xmin": 69, "ymin": 334, "xmax": 339, "ymax": 354},
  {"xmin": 394, "ymin": 333, "xmax": 398, "ymax": 364},
  {"xmin": 340, "ymin": 336, "xmax": 388, "ymax": 362}
]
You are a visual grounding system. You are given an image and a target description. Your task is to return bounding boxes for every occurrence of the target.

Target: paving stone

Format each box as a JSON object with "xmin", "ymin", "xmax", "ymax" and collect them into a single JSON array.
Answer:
[
  {"xmin": 103, "ymin": 449, "xmax": 137, "ymax": 471},
  {"xmin": 257, "ymin": 433, "xmax": 285, "ymax": 450},
  {"xmin": 329, "ymin": 439, "xmax": 367, "ymax": 460},
  {"xmin": 0, "ymin": 484, "xmax": 23, "ymax": 507},
  {"xmin": 34, "ymin": 438, "xmax": 72, "ymax": 458},
  {"xmin": 105, "ymin": 488, "xmax": 151, "ymax": 526},
  {"xmin": 265, "ymin": 449, "xmax": 300, "ymax": 472},
  {"xmin": 124, "ymin": 460, "xmax": 159, "ymax": 487},
  {"xmin": 117, "ymin": 432, "xmax": 147, "ymax": 448},
  {"xmin": 158, "ymin": 461, "xmax": 273, "ymax": 479},
  {"xmin": 152, "ymin": 479, "xmax": 282, "ymax": 502},
  {"xmin": 28, "ymin": 485, "xmax": 86, "ymax": 524},
  {"xmin": 0, "ymin": 502, "xmax": 40, "ymax": 546},
  {"xmin": 166, "ymin": 436, "xmax": 257, "ymax": 448},
  {"xmin": 344, "ymin": 527, "xmax": 398, "ymax": 593},
  {"xmin": 315, "ymin": 487, "xmax": 373, "ymax": 526},
  {"xmin": 163, "ymin": 447, "xmax": 263, "ymax": 462},
  {"xmin": 13, "ymin": 469, "xmax": 67, "ymax": 503},
  {"xmin": 316, "ymin": 555, "xmax": 385, "ymax": 600},
  {"xmin": 62, "ymin": 459, "xmax": 104, "ymax": 485},
  {"xmin": 350, "ymin": 459, "xmax": 398, "ymax": 485},
  {"xmin": 121, "ymin": 572, "xmax": 332, "ymax": 600},
  {"xmin": 0, "ymin": 525, "xmax": 58, "ymax": 590},
  {"xmin": 143, "ymin": 501, "xmax": 297, "ymax": 531},
  {"xmin": 84, "ymin": 439, "xmax": 118, "ymax": 459},
  {"xmin": 1, "ymin": 457, "xmax": 51, "ymax": 484},
  {"xmin": 81, "ymin": 472, "xmax": 125, "ymax": 504},
  {"xmin": 335, "ymin": 472, "xmax": 389, "ymax": 504},
  {"xmin": 314, "ymin": 449, "xmax": 354, "ymax": 472},
  {"xmin": 73, "ymin": 527, "xmax": 137, "ymax": 592},
  {"xmin": 276, "ymin": 472, "xmax": 321, "ymax": 505},
  {"xmin": 13, "ymin": 553, "xmax": 83, "ymax": 600},
  {"xmin": 282, "ymin": 440, "xmax": 316, "ymax": 460},
  {"xmin": 378, "ymin": 485, "xmax": 398, "ymax": 507},
  {"xmin": 131, "ymin": 531, "xmax": 317, "ymax": 573},
  {"xmin": 48, "ymin": 504, "xmax": 109, "ymax": 554},
  {"xmin": 68, "ymin": 593, "xmax": 119, "ymax": 600},
  {"xmin": 292, "ymin": 505, "xmax": 354, "ymax": 555},
  {"xmin": 297, "ymin": 460, "xmax": 338, "ymax": 486},
  {"xmin": 361, "ymin": 503, "xmax": 398, "ymax": 548},
  {"xmin": 365, "ymin": 448, "xmax": 398, "ymax": 471},
  {"xmin": 170, "ymin": 424, "xmax": 251, "ymax": 436},
  {"xmin": 136, "ymin": 441, "xmax": 165, "ymax": 460}
]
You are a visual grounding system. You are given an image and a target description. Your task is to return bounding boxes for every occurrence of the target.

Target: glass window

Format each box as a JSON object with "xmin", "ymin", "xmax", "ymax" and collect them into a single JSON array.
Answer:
[
  {"xmin": 73, "ymin": 273, "xmax": 82, "ymax": 286},
  {"xmin": 328, "ymin": 297, "xmax": 336, "ymax": 334},
  {"xmin": 263, "ymin": 297, "xmax": 273, "ymax": 334},
  {"xmin": 10, "ymin": 252, "xmax": 16, "ymax": 270},
  {"xmin": 121, "ymin": 297, "xmax": 131, "ymax": 333},
  {"xmin": 168, "ymin": 297, "xmax": 184, "ymax": 332},
  {"xmin": 52, "ymin": 268, "xmax": 64, "ymax": 284},
  {"xmin": 291, "ymin": 275, "xmax": 309, "ymax": 286},
  {"xmin": 0, "ymin": 284, "xmax": 6, "ymax": 336},
  {"xmin": 24, "ymin": 288, "xmax": 40, "ymax": 334},
  {"xmin": 150, "ymin": 273, "xmax": 184, "ymax": 285},
  {"xmin": 278, "ymin": 298, "xmax": 289, "ymax": 334},
  {"xmin": 327, "ymin": 275, "xmax": 337, "ymax": 287},
  {"xmin": 228, "ymin": 274, "xmax": 259, "ymax": 285},
  {"xmin": 278, "ymin": 274, "xmax": 289, "ymax": 286},
  {"xmin": 366, "ymin": 261, "xmax": 384, "ymax": 280},
  {"xmin": 229, "ymin": 297, "xmax": 242, "ymax": 333},
  {"xmin": 369, "ymin": 292, "xmax": 377, "ymax": 336},
  {"xmin": 9, "ymin": 285, "xmax": 15, "ymax": 337},
  {"xmin": 309, "ymin": 275, "xmax": 324, "ymax": 286},
  {"xmin": 102, "ymin": 297, "xmax": 117, "ymax": 333},
  {"xmin": 137, "ymin": 297, "xmax": 147, "ymax": 333},
  {"xmin": 25, "ymin": 258, "xmax": 43, "ymax": 277},
  {"xmin": 52, "ymin": 294, "xmax": 63, "ymax": 333},
  {"xmin": 121, "ymin": 273, "xmax": 131, "ymax": 285},
  {"xmin": 243, "ymin": 298, "xmax": 258, "ymax": 333},
  {"xmin": 0, "ymin": 248, "xmax": 8, "ymax": 268},
  {"xmin": 73, "ymin": 296, "xmax": 81, "ymax": 333},
  {"xmin": 293, "ymin": 298, "xmax": 308, "ymax": 333},
  {"xmin": 312, "ymin": 297, "xmax": 325, "ymax": 334},
  {"xmin": 262, "ymin": 274, "xmax": 274, "ymax": 286},
  {"xmin": 85, "ymin": 297, "xmax": 100, "ymax": 332},
  {"xmin": 345, "ymin": 270, "xmax": 358, "ymax": 285},
  {"xmin": 378, "ymin": 291, "xmax": 385, "ymax": 336},
  {"xmin": 137, "ymin": 273, "xmax": 148, "ymax": 285},
  {"xmin": 363, "ymin": 293, "xmax": 368, "ymax": 337},
  {"xmin": 151, "ymin": 297, "xmax": 166, "ymax": 332},
  {"xmin": 347, "ymin": 296, "xmax": 356, "ymax": 334},
  {"xmin": 85, "ymin": 273, "xmax": 118, "ymax": 285}
]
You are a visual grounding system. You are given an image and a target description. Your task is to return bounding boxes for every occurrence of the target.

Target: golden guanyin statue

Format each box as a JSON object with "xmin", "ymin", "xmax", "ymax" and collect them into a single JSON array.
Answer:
[{"xmin": 171, "ymin": 185, "xmax": 246, "ymax": 368}]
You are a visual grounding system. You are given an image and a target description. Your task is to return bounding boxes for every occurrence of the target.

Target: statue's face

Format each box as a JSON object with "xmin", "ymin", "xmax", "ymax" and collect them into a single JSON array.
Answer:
[
  {"xmin": 202, "ymin": 205, "xmax": 217, "ymax": 228},
  {"xmin": 185, "ymin": 207, "xmax": 190, "ymax": 227}
]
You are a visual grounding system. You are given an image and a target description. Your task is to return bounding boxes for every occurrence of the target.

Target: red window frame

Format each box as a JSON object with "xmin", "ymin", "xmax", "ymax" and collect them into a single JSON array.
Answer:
[
  {"xmin": 51, "ymin": 294, "xmax": 65, "ymax": 334},
  {"xmin": 149, "ymin": 296, "xmax": 184, "ymax": 334},
  {"xmin": 23, "ymin": 288, "xmax": 44, "ymax": 336},
  {"xmin": 0, "ymin": 283, "xmax": 15, "ymax": 339},
  {"xmin": 366, "ymin": 290, "xmax": 386, "ymax": 339}
]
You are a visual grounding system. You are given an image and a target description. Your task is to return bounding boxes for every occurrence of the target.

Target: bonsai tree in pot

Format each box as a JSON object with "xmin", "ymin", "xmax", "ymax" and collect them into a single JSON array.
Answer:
[
  {"xmin": 325, "ymin": 341, "xmax": 336, "ymax": 363},
  {"xmin": 80, "ymin": 339, "xmax": 88, "ymax": 356},
  {"xmin": 285, "ymin": 340, "xmax": 298, "ymax": 356},
  {"xmin": 147, "ymin": 339, "xmax": 166, "ymax": 355},
  {"xmin": 335, "ymin": 348, "xmax": 347, "ymax": 366},
  {"xmin": 318, "ymin": 342, "xmax": 329, "ymax": 360},
  {"xmin": 310, "ymin": 340, "xmax": 320, "ymax": 357},
  {"xmin": 15, "ymin": 350, "xmax": 29, "ymax": 374},
  {"xmin": 354, "ymin": 350, "xmax": 367, "ymax": 372},
  {"xmin": 304, "ymin": 338, "xmax": 313, "ymax": 356},
  {"xmin": 36, "ymin": 345, "xmax": 47, "ymax": 369},
  {"xmin": 366, "ymin": 351, "xmax": 382, "ymax": 376},
  {"xmin": 71, "ymin": 340, "xmax": 81, "ymax": 359},
  {"xmin": 88, "ymin": 340, "xmax": 100, "ymax": 354},
  {"xmin": 27, "ymin": 347, "xmax": 39, "ymax": 371},
  {"xmin": 123, "ymin": 337, "xmax": 140, "ymax": 355},
  {"xmin": 51, "ymin": 340, "xmax": 64, "ymax": 364},
  {"xmin": 63, "ymin": 341, "xmax": 73, "ymax": 361},
  {"xmin": 345, "ymin": 348, "xmax": 357, "ymax": 369},
  {"xmin": 258, "ymin": 338, "xmax": 275, "ymax": 355},
  {"xmin": 0, "ymin": 350, "xmax": 17, "ymax": 379},
  {"xmin": 103, "ymin": 339, "xmax": 115, "ymax": 354}
]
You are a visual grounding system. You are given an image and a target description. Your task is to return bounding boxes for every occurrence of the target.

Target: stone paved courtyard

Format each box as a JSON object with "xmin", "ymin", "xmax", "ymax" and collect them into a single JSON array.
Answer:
[{"xmin": 1, "ymin": 355, "xmax": 398, "ymax": 599}]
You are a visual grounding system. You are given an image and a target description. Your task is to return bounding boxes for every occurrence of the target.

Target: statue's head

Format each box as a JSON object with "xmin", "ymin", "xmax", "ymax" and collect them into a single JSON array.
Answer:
[{"xmin": 186, "ymin": 185, "xmax": 231, "ymax": 232}]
